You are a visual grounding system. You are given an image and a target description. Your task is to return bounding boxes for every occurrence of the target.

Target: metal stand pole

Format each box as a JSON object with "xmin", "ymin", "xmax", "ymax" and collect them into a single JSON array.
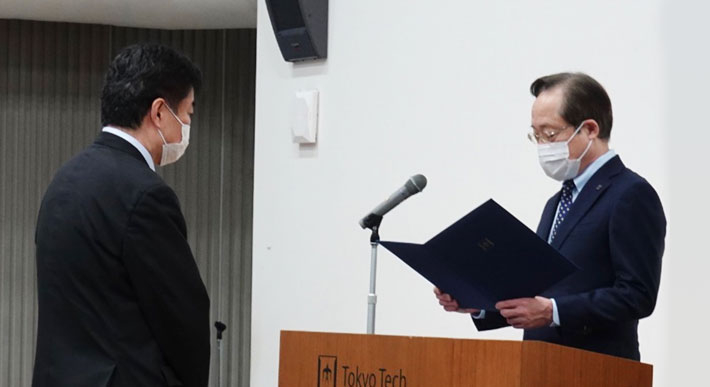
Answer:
[
  {"xmin": 367, "ymin": 225, "xmax": 381, "ymax": 334},
  {"xmin": 214, "ymin": 321, "xmax": 227, "ymax": 386}
]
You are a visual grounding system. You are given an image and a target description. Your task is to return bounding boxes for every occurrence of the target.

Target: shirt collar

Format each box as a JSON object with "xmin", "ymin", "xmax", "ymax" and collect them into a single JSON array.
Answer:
[
  {"xmin": 573, "ymin": 149, "xmax": 616, "ymax": 193},
  {"xmin": 101, "ymin": 127, "xmax": 156, "ymax": 171}
]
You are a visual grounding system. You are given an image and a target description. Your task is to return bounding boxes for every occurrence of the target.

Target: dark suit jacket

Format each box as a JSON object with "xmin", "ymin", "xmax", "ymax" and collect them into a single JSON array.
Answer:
[
  {"xmin": 473, "ymin": 156, "xmax": 666, "ymax": 361},
  {"xmin": 33, "ymin": 132, "xmax": 210, "ymax": 387}
]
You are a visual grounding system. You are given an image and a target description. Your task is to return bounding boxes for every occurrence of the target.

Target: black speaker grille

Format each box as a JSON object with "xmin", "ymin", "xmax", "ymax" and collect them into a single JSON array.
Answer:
[{"xmin": 269, "ymin": 0, "xmax": 306, "ymax": 30}]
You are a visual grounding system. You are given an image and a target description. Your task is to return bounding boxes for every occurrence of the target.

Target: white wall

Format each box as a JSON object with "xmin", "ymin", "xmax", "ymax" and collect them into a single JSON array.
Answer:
[
  {"xmin": 662, "ymin": 0, "xmax": 710, "ymax": 383},
  {"xmin": 252, "ymin": 1, "xmax": 707, "ymax": 386}
]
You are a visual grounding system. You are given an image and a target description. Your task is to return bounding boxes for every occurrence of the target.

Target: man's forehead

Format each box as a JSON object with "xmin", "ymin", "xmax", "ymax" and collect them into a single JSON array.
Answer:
[
  {"xmin": 531, "ymin": 89, "xmax": 565, "ymax": 126},
  {"xmin": 533, "ymin": 87, "xmax": 564, "ymax": 108}
]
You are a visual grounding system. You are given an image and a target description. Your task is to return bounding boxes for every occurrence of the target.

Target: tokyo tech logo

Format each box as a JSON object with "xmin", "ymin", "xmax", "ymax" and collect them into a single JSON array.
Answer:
[
  {"xmin": 317, "ymin": 355, "xmax": 407, "ymax": 387},
  {"xmin": 318, "ymin": 355, "xmax": 338, "ymax": 387}
]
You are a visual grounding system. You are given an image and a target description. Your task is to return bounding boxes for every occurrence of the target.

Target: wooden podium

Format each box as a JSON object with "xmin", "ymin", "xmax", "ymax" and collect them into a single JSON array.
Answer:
[{"xmin": 279, "ymin": 331, "xmax": 652, "ymax": 387}]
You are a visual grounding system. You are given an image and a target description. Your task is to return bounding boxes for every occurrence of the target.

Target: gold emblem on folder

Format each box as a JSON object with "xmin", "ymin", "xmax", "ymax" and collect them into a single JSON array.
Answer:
[{"xmin": 477, "ymin": 237, "xmax": 495, "ymax": 252}]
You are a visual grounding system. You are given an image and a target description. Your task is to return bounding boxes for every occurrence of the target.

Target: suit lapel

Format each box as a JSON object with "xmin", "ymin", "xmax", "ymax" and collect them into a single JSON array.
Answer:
[
  {"xmin": 550, "ymin": 155, "xmax": 625, "ymax": 249},
  {"xmin": 536, "ymin": 192, "xmax": 560, "ymax": 240}
]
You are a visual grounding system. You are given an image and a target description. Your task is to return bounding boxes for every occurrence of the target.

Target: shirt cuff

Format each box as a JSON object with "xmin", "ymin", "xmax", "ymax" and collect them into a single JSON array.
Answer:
[
  {"xmin": 471, "ymin": 309, "xmax": 486, "ymax": 319},
  {"xmin": 550, "ymin": 298, "xmax": 560, "ymax": 327}
]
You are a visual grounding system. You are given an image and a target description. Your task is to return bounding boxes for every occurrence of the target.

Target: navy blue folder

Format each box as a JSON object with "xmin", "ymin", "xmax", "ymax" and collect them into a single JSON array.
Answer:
[{"xmin": 379, "ymin": 199, "xmax": 578, "ymax": 310}]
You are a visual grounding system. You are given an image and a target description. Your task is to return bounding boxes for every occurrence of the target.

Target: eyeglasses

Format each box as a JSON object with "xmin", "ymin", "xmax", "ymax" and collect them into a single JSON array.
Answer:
[{"xmin": 527, "ymin": 125, "xmax": 574, "ymax": 144}]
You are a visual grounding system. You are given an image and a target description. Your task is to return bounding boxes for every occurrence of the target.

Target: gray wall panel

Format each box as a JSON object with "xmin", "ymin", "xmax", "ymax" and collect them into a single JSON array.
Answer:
[
  {"xmin": 0, "ymin": 19, "xmax": 254, "ymax": 387},
  {"xmin": 222, "ymin": 29, "xmax": 255, "ymax": 387}
]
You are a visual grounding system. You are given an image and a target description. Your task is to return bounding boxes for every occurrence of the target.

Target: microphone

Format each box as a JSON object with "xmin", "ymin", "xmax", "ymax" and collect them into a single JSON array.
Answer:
[{"xmin": 359, "ymin": 174, "xmax": 427, "ymax": 229}]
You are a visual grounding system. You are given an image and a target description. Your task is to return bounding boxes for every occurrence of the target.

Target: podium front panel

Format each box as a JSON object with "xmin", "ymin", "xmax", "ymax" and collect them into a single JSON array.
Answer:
[
  {"xmin": 279, "ymin": 331, "xmax": 523, "ymax": 387},
  {"xmin": 278, "ymin": 331, "xmax": 653, "ymax": 387}
]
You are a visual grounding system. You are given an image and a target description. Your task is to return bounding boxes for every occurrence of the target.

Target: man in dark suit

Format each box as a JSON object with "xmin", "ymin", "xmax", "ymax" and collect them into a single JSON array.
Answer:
[
  {"xmin": 33, "ymin": 43, "xmax": 210, "ymax": 386},
  {"xmin": 435, "ymin": 72, "xmax": 666, "ymax": 361}
]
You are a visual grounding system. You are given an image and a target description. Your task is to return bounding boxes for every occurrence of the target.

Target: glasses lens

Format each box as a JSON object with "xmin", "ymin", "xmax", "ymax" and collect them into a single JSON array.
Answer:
[{"xmin": 527, "ymin": 132, "xmax": 539, "ymax": 144}]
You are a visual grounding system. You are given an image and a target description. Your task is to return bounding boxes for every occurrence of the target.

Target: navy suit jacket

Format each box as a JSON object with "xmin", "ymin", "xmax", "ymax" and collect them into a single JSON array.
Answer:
[
  {"xmin": 33, "ymin": 133, "xmax": 210, "ymax": 387},
  {"xmin": 473, "ymin": 156, "xmax": 666, "ymax": 360}
]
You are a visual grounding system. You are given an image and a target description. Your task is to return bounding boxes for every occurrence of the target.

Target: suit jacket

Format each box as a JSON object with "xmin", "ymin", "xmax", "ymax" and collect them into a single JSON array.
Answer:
[
  {"xmin": 33, "ymin": 132, "xmax": 210, "ymax": 387},
  {"xmin": 473, "ymin": 156, "xmax": 666, "ymax": 361}
]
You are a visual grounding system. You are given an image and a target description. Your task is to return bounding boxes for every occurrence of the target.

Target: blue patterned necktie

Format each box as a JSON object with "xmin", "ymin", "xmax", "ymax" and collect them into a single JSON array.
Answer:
[{"xmin": 550, "ymin": 180, "xmax": 576, "ymax": 242}]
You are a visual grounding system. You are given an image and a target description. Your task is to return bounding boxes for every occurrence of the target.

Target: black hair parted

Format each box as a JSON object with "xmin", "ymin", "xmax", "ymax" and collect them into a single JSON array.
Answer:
[{"xmin": 101, "ymin": 43, "xmax": 202, "ymax": 129}]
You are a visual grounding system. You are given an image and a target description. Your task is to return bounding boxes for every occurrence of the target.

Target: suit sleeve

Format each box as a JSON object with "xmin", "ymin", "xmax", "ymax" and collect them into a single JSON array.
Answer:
[
  {"xmin": 555, "ymin": 180, "xmax": 666, "ymax": 331},
  {"xmin": 122, "ymin": 184, "xmax": 211, "ymax": 387}
]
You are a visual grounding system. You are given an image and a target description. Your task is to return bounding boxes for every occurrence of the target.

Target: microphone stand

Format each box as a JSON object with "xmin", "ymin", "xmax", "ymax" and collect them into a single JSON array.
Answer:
[
  {"xmin": 214, "ymin": 321, "xmax": 227, "ymax": 386},
  {"xmin": 362, "ymin": 214, "xmax": 383, "ymax": 334}
]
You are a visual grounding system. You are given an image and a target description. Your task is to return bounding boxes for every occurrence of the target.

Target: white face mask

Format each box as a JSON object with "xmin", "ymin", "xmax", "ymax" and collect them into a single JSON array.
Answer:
[
  {"xmin": 537, "ymin": 123, "xmax": 592, "ymax": 181},
  {"xmin": 156, "ymin": 105, "xmax": 190, "ymax": 166}
]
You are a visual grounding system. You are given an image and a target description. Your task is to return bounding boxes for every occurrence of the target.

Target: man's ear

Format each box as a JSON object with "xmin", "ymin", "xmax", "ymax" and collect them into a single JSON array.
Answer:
[
  {"xmin": 582, "ymin": 119, "xmax": 601, "ymax": 140},
  {"xmin": 149, "ymin": 98, "xmax": 166, "ymax": 128}
]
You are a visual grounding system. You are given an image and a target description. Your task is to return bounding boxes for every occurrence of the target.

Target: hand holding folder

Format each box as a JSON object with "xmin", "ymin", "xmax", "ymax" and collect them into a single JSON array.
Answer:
[
  {"xmin": 380, "ymin": 199, "xmax": 578, "ymax": 311},
  {"xmin": 434, "ymin": 286, "xmax": 480, "ymax": 314}
]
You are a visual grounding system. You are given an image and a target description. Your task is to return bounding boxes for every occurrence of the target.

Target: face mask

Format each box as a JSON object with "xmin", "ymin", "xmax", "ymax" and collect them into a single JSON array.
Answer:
[
  {"xmin": 537, "ymin": 123, "xmax": 592, "ymax": 181},
  {"xmin": 156, "ymin": 105, "xmax": 190, "ymax": 166}
]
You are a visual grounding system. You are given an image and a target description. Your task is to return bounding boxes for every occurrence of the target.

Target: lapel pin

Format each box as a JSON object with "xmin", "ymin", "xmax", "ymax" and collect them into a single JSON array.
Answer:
[{"xmin": 596, "ymin": 184, "xmax": 603, "ymax": 190}]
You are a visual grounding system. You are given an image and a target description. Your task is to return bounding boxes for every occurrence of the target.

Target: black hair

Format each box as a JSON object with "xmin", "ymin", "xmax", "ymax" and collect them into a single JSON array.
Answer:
[
  {"xmin": 530, "ymin": 72, "xmax": 613, "ymax": 140},
  {"xmin": 101, "ymin": 43, "xmax": 202, "ymax": 129}
]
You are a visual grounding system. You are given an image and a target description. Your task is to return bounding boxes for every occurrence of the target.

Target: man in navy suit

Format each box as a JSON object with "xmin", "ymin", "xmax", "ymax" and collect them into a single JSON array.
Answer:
[
  {"xmin": 33, "ymin": 44, "xmax": 210, "ymax": 386},
  {"xmin": 435, "ymin": 72, "xmax": 666, "ymax": 361}
]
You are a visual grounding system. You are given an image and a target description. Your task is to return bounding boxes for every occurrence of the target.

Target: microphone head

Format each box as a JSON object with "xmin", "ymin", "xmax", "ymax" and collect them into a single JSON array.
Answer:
[{"xmin": 404, "ymin": 174, "xmax": 427, "ymax": 194}]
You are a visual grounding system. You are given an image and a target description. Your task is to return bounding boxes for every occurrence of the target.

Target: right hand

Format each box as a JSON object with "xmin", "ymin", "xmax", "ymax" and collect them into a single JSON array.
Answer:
[{"xmin": 433, "ymin": 287, "xmax": 481, "ymax": 314}]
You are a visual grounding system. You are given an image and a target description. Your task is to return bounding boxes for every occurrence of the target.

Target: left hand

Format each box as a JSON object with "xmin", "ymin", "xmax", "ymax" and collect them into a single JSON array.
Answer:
[
  {"xmin": 495, "ymin": 296, "xmax": 553, "ymax": 329},
  {"xmin": 433, "ymin": 287, "xmax": 481, "ymax": 314}
]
